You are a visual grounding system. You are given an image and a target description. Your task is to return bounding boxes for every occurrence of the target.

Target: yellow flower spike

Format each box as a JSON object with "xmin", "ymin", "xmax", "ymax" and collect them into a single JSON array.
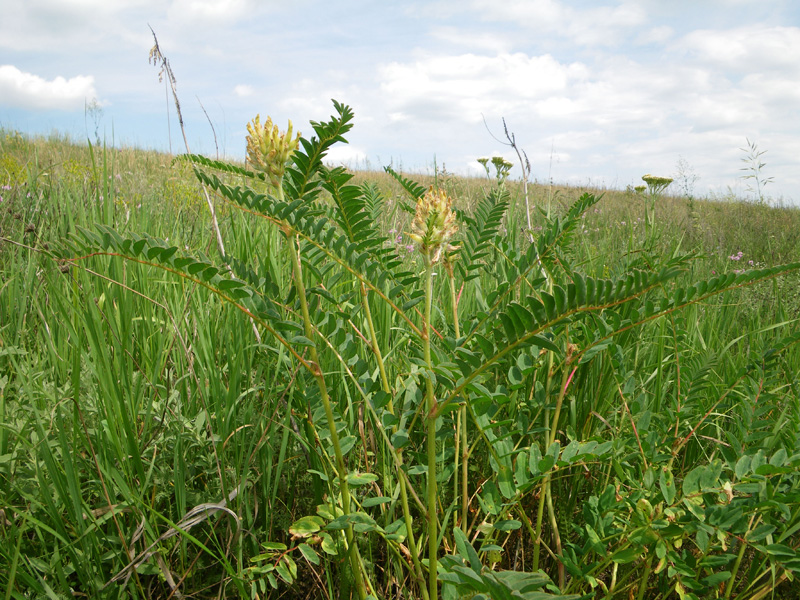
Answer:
[
  {"xmin": 246, "ymin": 114, "xmax": 301, "ymax": 188},
  {"xmin": 408, "ymin": 187, "xmax": 459, "ymax": 263}
]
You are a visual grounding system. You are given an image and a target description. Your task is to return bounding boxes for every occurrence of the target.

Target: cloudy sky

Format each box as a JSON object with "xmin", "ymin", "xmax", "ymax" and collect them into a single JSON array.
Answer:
[{"xmin": 2, "ymin": 0, "xmax": 799, "ymax": 203}]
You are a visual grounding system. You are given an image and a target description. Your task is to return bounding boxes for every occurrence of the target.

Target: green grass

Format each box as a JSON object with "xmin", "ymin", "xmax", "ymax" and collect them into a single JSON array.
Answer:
[{"xmin": 1, "ymin": 113, "xmax": 800, "ymax": 600}]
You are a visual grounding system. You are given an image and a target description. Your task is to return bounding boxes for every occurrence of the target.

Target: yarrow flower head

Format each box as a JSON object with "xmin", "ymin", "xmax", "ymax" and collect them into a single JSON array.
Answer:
[
  {"xmin": 642, "ymin": 174, "xmax": 673, "ymax": 196},
  {"xmin": 477, "ymin": 156, "xmax": 513, "ymax": 182},
  {"xmin": 491, "ymin": 156, "xmax": 514, "ymax": 171},
  {"xmin": 408, "ymin": 186, "xmax": 459, "ymax": 264},
  {"xmin": 246, "ymin": 115, "xmax": 300, "ymax": 188}
]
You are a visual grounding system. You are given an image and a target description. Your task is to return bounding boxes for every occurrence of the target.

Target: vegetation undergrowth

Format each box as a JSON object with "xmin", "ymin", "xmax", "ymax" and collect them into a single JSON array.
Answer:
[{"xmin": 1, "ymin": 104, "xmax": 800, "ymax": 600}]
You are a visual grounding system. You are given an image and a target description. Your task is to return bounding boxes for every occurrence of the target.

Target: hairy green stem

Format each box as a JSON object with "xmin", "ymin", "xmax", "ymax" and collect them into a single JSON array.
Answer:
[
  {"xmin": 359, "ymin": 282, "xmax": 429, "ymax": 600},
  {"xmin": 447, "ymin": 270, "xmax": 470, "ymax": 533},
  {"xmin": 283, "ymin": 190, "xmax": 366, "ymax": 600},
  {"xmin": 635, "ymin": 553, "xmax": 654, "ymax": 600},
  {"xmin": 545, "ymin": 343, "xmax": 570, "ymax": 585},
  {"xmin": 726, "ymin": 542, "xmax": 748, "ymax": 599},
  {"xmin": 531, "ymin": 474, "xmax": 548, "ymax": 572},
  {"xmin": 532, "ymin": 344, "xmax": 557, "ymax": 572},
  {"xmin": 460, "ymin": 406, "xmax": 469, "ymax": 531},
  {"xmin": 726, "ymin": 514, "xmax": 758, "ymax": 599},
  {"xmin": 545, "ymin": 479, "xmax": 564, "ymax": 589},
  {"xmin": 453, "ymin": 410, "xmax": 461, "ymax": 528},
  {"xmin": 423, "ymin": 253, "xmax": 439, "ymax": 599},
  {"xmin": 360, "ymin": 282, "xmax": 391, "ymax": 396}
]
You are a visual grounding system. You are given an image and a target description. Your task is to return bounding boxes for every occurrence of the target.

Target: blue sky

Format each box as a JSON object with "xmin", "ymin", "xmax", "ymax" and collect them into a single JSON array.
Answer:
[{"xmin": 2, "ymin": 0, "xmax": 800, "ymax": 203}]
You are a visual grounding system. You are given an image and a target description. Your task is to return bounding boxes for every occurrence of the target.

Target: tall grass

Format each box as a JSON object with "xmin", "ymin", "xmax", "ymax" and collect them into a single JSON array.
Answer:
[{"xmin": 1, "ymin": 112, "xmax": 800, "ymax": 600}]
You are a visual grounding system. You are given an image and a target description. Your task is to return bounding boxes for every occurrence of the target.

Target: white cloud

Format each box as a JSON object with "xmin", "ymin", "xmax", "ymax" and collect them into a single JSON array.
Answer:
[
  {"xmin": 0, "ymin": 0, "xmax": 267, "ymax": 53},
  {"xmin": 0, "ymin": 0, "xmax": 158, "ymax": 51},
  {"xmin": 324, "ymin": 144, "xmax": 368, "ymax": 167},
  {"xmin": 234, "ymin": 84, "xmax": 254, "ymax": 97},
  {"xmin": 680, "ymin": 25, "xmax": 800, "ymax": 74},
  {"xmin": 634, "ymin": 25, "xmax": 674, "ymax": 45},
  {"xmin": 0, "ymin": 65, "xmax": 97, "ymax": 110},
  {"xmin": 430, "ymin": 27, "xmax": 512, "ymax": 53},
  {"xmin": 166, "ymin": 0, "xmax": 255, "ymax": 23},
  {"xmin": 379, "ymin": 52, "xmax": 587, "ymax": 124},
  {"xmin": 467, "ymin": 0, "xmax": 648, "ymax": 46}
]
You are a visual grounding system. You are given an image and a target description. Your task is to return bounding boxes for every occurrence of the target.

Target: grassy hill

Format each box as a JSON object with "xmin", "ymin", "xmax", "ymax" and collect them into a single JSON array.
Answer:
[{"xmin": 2, "ymin": 120, "xmax": 800, "ymax": 599}]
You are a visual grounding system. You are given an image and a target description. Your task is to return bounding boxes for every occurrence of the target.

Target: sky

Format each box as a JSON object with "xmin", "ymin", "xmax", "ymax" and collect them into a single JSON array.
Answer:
[{"xmin": 2, "ymin": 0, "xmax": 800, "ymax": 204}]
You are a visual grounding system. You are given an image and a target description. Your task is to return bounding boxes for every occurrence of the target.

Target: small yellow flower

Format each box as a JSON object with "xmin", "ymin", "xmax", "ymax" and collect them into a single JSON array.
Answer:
[
  {"xmin": 408, "ymin": 187, "xmax": 459, "ymax": 263},
  {"xmin": 246, "ymin": 115, "xmax": 300, "ymax": 188}
]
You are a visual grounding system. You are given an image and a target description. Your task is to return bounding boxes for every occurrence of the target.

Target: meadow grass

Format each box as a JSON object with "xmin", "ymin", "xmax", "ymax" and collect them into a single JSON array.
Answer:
[{"xmin": 1, "ymin": 114, "xmax": 800, "ymax": 600}]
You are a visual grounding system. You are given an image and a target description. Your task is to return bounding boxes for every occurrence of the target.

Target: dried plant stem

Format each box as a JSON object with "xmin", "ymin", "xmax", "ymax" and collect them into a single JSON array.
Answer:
[
  {"xmin": 148, "ymin": 27, "xmax": 227, "ymax": 262},
  {"xmin": 503, "ymin": 118, "xmax": 533, "ymax": 239},
  {"xmin": 147, "ymin": 28, "xmax": 264, "ymax": 346}
]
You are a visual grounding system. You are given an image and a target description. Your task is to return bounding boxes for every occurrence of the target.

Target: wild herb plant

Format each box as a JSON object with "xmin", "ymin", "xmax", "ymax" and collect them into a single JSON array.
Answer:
[
  {"xmin": 641, "ymin": 174, "xmax": 672, "ymax": 242},
  {"xmin": 3, "ymin": 107, "xmax": 800, "ymax": 600}
]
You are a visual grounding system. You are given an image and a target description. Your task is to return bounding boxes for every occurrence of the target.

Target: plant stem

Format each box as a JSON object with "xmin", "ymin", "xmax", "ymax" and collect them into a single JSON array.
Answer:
[
  {"xmin": 285, "ymin": 216, "xmax": 366, "ymax": 600},
  {"xmin": 544, "ymin": 354, "xmax": 570, "ymax": 588},
  {"xmin": 545, "ymin": 478, "xmax": 564, "ymax": 589},
  {"xmin": 533, "ymin": 342, "xmax": 557, "ymax": 572},
  {"xmin": 531, "ymin": 475, "xmax": 547, "ymax": 572},
  {"xmin": 460, "ymin": 405, "xmax": 469, "ymax": 532},
  {"xmin": 635, "ymin": 553, "xmax": 653, "ymax": 600},
  {"xmin": 423, "ymin": 252, "xmax": 439, "ymax": 599},
  {"xmin": 447, "ymin": 269, "xmax": 469, "ymax": 533},
  {"xmin": 360, "ymin": 282, "xmax": 391, "ymax": 396},
  {"xmin": 359, "ymin": 282, "xmax": 429, "ymax": 600},
  {"xmin": 726, "ymin": 514, "xmax": 758, "ymax": 599},
  {"xmin": 71, "ymin": 269, "xmax": 82, "ymax": 440}
]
